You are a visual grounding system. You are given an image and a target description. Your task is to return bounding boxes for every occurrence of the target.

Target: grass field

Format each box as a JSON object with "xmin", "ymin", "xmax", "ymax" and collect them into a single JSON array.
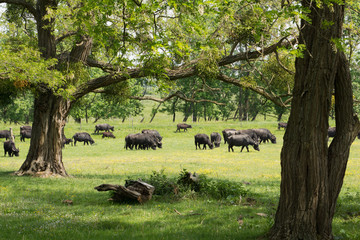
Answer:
[{"xmin": 0, "ymin": 111, "xmax": 359, "ymax": 239}]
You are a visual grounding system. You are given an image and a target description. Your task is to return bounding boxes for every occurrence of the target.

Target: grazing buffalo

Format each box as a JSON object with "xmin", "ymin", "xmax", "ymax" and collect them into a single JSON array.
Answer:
[
  {"xmin": 210, "ymin": 132, "xmax": 221, "ymax": 147},
  {"xmin": 238, "ymin": 129, "xmax": 258, "ymax": 142},
  {"xmin": 328, "ymin": 127, "xmax": 360, "ymax": 139},
  {"xmin": 222, "ymin": 129, "xmax": 237, "ymax": 144},
  {"xmin": 253, "ymin": 128, "xmax": 276, "ymax": 144},
  {"xmin": 125, "ymin": 133, "xmax": 158, "ymax": 150},
  {"xmin": 228, "ymin": 134, "xmax": 260, "ymax": 152},
  {"xmin": 102, "ymin": 132, "xmax": 116, "ymax": 138},
  {"xmin": 328, "ymin": 127, "xmax": 336, "ymax": 138},
  {"xmin": 278, "ymin": 122, "xmax": 287, "ymax": 130},
  {"xmin": 20, "ymin": 130, "xmax": 31, "ymax": 142},
  {"xmin": 72, "ymin": 132, "xmax": 95, "ymax": 146},
  {"xmin": 142, "ymin": 129, "xmax": 162, "ymax": 142},
  {"xmin": 194, "ymin": 134, "xmax": 214, "ymax": 150},
  {"xmin": 4, "ymin": 141, "xmax": 19, "ymax": 157},
  {"xmin": 20, "ymin": 125, "xmax": 32, "ymax": 132},
  {"xmin": 176, "ymin": 123, "xmax": 192, "ymax": 132},
  {"xmin": 62, "ymin": 136, "xmax": 73, "ymax": 148},
  {"xmin": 94, "ymin": 123, "xmax": 114, "ymax": 133},
  {"xmin": 0, "ymin": 130, "xmax": 11, "ymax": 140},
  {"xmin": 124, "ymin": 133, "xmax": 138, "ymax": 150}
]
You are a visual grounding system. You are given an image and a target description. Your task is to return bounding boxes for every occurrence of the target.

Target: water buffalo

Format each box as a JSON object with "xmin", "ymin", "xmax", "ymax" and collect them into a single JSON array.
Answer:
[
  {"xmin": 194, "ymin": 133, "xmax": 214, "ymax": 150},
  {"xmin": 73, "ymin": 132, "xmax": 95, "ymax": 146},
  {"xmin": 238, "ymin": 129, "xmax": 258, "ymax": 142},
  {"xmin": 222, "ymin": 129, "xmax": 237, "ymax": 144},
  {"xmin": 253, "ymin": 128, "xmax": 276, "ymax": 144},
  {"xmin": 102, "ymin": 132, "xmax": 116, "ymax": 138},
  {"xmin": 228, "ymin": 134, "xmax": 260, "ymax": 152},
  {"xmin": 328, "ymin": 127, "xmax": 360, "ymax": 139},
  {"xmin": 278, "ymin": 122, "xmax": 287, "ymax": 130},
  {"xmin": 125, "ymin": 133, "xmax": 159, "ymax": 150},
  {"xmin": 4, "ymin": 140, "xmax": 19, "ymax": 157},
  {"xmin": 62, "ymin": 136, "xmax": 73, "ymax": 148},
  {"xmin": 124, "ymin": 133, "xmax": 138, "ymax": 150},
  {"xmin": 20, "ymin": 130, "xmax": 31, "ymax": 142},
  {"xmin": 328, "ymin": 127, "xmax": 336, "ymax": 138},
  {"xmin": 0, "ymin": 130, "xmax": 11, "ymax": 140},
  {"xmin": 210, "ymin": 132, "xmax": 221, "ymax": 147},
  {"xmin": 94, "ymin": 123, "xmax": 114, "ymax": 133},
  {"xmin": 176, "ymin": 123, "xmax": 192, "ymax": 132},
  {"xmin": 20, "ymin": 125, "xmax": 32, "ymax": 132},
  {"xmin": 142, "ymin": 129, "xmax": 162, "ymax": 142}
]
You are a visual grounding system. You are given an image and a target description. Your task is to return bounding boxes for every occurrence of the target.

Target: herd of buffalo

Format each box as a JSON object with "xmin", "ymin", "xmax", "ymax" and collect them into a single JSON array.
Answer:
[{"xmin": 1, "ymin": 122, "xmax": 356, "ymax": 157}]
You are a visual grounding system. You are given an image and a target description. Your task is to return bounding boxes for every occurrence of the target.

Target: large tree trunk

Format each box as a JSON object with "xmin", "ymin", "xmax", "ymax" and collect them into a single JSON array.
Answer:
[
  {"xmin": 269, "ymin": 1, "xmax": 359, "ymax": 239},
  {"xmin": 15, "ymin": 91, "xmax": 71, "ymax": 177}
]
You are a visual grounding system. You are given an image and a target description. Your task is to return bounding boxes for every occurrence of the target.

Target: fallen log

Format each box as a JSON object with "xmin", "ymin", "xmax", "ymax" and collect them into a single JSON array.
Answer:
[{"xmin": 94, "ymin": 180, "xmax": 155, "ymax": 204}]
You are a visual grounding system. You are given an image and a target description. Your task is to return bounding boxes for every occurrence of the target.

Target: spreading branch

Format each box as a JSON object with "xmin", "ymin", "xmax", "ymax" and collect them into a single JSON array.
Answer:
[
  {"xmin": 55, "ymin": 31, "xmax": 78, "ymax": 44},
  {"xmin": 129, "ymin": 91, "xmax": 226, "ymax": 106},
  {"xmin": 217, "ymin": 73, "xmax": 291, "ymax": 108},
  {"xmin": 79, "ymin": 37, "xmax": 296, "ymax": 104}
]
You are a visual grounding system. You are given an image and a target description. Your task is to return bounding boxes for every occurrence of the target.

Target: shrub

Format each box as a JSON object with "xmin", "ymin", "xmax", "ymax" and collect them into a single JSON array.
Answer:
[{"xmin": 141, "ymin": 169, "xmax": 249, "ymax": 202}]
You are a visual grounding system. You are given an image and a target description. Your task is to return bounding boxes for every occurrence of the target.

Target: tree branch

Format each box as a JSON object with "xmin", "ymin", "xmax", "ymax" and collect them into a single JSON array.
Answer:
[
  {"xmin": 218, "ymin": 37, "xmax": 296, "ymax": 66},
  {"xmin": 217, "ymin": 73, "xmax": 290, "ymax": 108},
  {"xmin": 0, "ymin": 0, "xmax": 37, "ymax": 17},
  {"xmin": 72, "ymin": 69, "xmax": 143, "ymax": 100},
  {"xmin": 55, "ymin": 31, "xmax": 78, "ymax": 44},
  {"xmin": 275, "ymin": 50, "xmax": 295, "ymax": 75},
  {"xmin": 129, "ymin": 91, "xmax": 226, "ymax": 106},
  {"xmin": 82, "ymin": 37, "xmax": 296, "ymax": 105},
  {"xmin": 86, "ymin": 37, "xmax": 296, "ymax": 81}
]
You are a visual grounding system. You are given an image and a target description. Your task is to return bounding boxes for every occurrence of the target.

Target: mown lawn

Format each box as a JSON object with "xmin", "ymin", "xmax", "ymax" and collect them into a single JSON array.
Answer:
[{"xmin": 0, "ymin": 115, "xmax": 359, "ymax": 240}]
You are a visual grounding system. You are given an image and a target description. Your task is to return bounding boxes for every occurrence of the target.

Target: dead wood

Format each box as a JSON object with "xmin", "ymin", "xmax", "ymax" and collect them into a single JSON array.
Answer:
[{"xmin": 95, "ymin": 180, "xmax": 155, "ymax": 204}]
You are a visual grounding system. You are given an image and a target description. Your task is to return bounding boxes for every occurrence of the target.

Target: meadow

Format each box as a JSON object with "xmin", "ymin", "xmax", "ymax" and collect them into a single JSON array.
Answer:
[{"xmin": 0, "ymin": 112, "xmax": 359, "ymax": 240}]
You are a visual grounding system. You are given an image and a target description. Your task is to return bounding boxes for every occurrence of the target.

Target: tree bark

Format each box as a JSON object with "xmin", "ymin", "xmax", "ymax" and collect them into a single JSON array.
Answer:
[
  {"xmin": 15, "ymin": 91, "xmax": 71, "ymax": 177},
  {"xmin": 269, "ymin": 1, "xmax": 360, "ymax": 239}
]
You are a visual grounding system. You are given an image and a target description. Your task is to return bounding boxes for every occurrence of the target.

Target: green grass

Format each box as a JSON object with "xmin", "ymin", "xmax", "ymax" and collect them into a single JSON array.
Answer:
[{"xmin": 0, "ymin": 112, "xmax": 359, "ymax": 240}]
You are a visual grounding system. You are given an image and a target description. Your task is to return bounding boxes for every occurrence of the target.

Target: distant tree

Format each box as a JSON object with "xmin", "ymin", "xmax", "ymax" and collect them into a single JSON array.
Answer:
[{"xmin": 0, "ymin": 91, "xmax": 34, "ymax": 123}]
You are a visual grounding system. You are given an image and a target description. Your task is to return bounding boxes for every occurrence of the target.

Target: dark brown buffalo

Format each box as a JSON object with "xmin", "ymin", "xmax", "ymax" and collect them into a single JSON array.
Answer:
[
  {"xmin": 20, "ymin": 125, "xmax": 32, "ymax": 132},
  {"xmin": 125, "ymin": 133, "xmax": 158, "ymax": 150},
  {"xmin": 222, "ymin": 129, "xmax": 236, "ymax": 144},
  {"xmin": 102, "ymin": 132, "xmax": 116, "ymax": 138},
  {"xmin": 328, "ymin": 127, "xmax": 336, "ymax": 138},
  {"xmin": 94, "ymin": 123, "xmax": 114, "ymax": 133},
  {"xmin": 4, "ymin": 141, "xmax": 19, "ymax": 157},
  {"xmin": 62, "ymin": 136, "xmax": 73, "ymax": 148},
  {"xmin": 194, "ymin": 133, "xmax": 214, "ymax": 150},
  {"xmin": 237, "ymin": 129, "xmax": 258, "ymax": 142},
  {"xmin": 228, "ymin": 134, "xmax": 260, "ymax": 152},
  {"xmin": 210, "ymin": 132, "xmax": 221, "ymax": 147},
  {"xmin": 278, "ymin": 122, "xmax": 287, "ymax": 130},
  {"xmin": 176, "ymin": 123, "xmax": 192, "ymax": 132},
  {"xmin": 142, "ymin": 129, "xmax": 162, "ymax": 141},
  {"xmin": 252, "ymin": 128, "xmax": 276, "ymax": 144},
  {"xmin": 0, "ymin": 130, "xmax": 11, "ymax": 140},
  {"xmin": 20, "ymin": 130, "xmax": 31, "ymax": 142},
  {"xmin": 73, "ymin": 132, "xmax": 95, "ymax": 146}
]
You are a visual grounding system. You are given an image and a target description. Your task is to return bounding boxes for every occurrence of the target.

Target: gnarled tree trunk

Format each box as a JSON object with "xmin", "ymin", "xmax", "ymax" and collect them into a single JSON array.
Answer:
[
  {"xmin": 15, "ymin": 91, "xmax": 71, "ymax": 177},
  {"xmin": 269, "ymin": 1, "xmax": 360, "ymax": 239}
]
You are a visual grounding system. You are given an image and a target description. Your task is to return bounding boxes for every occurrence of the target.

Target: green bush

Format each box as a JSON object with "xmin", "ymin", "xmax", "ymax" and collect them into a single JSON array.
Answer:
[
  {"xmin": 198, "ymin": 175, "xmax": 249, "ymax": 200},
  {"xmin": 145, "ymin": 169, "xmax": 177, "ymax": 196},
  {"xmin": 142, "ymin": 169, "xmax": 248, "ymax": 202}
]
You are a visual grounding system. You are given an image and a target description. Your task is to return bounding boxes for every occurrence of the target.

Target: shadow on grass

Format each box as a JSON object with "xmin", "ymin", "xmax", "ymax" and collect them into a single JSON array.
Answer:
[{"xmin": 1, "ymin": 172, "xmax": 359, "ymax": 239}]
